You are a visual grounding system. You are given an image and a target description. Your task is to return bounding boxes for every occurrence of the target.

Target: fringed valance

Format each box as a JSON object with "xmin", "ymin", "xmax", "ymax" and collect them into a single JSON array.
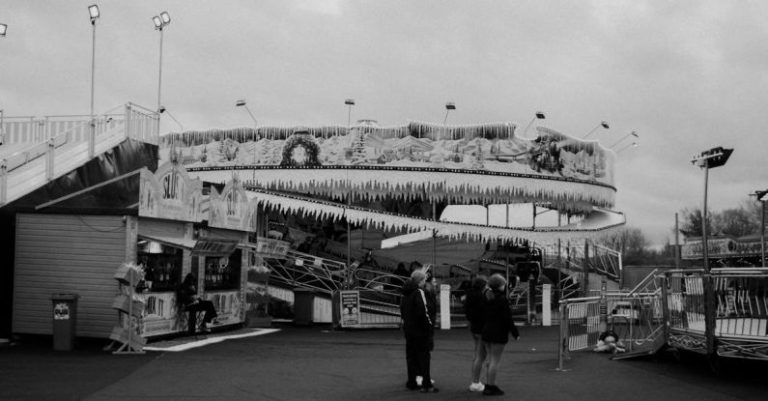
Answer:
[
  {"xmin": 246, "ymin": 189, "xmax": 625, "ymax": 245},
  {"xmin": 190, "ymin": 166, "xmax": 615, "ymax": 214}
]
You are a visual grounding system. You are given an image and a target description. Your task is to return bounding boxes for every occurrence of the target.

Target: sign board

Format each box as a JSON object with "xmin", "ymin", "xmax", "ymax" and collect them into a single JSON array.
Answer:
[
  {"xmin": 339, "ymin": 290, "xmax": 361, "ymax": 328},
  {"xmin": 139, "ymin": 163, "xmax": 203, "ymax": 223},
  {"xmin": 208, "ymin": 178, "xmax": 258, "ymax": 232},
  {"xmin": 53, "ymin": 303, "xmax": 70, "ymax": 320}
]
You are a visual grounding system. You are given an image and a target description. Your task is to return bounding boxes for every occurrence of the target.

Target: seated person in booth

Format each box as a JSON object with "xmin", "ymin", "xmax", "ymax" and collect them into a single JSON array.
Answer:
[{"xmin": 178, "ymin": 273, "xmax": 218, "ymax": 333}]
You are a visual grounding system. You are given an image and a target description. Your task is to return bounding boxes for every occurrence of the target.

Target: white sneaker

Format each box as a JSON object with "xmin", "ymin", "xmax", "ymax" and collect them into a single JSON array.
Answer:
[
  {"xmin": 469, "ymin": 382, "xmax": 485, "ymax": 392},
  {"xmin": 415, "ymin": 377, "xmax": 435, "ymax": 387}
]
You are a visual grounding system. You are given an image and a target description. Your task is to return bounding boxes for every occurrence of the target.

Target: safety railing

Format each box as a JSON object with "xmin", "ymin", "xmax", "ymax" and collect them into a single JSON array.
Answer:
[
  {"xmin": 558, "ymin": 296, "xmax": 601, "ymax": 370},
  {"xmin": 542, "ymin": 241, "xmax": 622, "ymax": 284},
  {"xmin": 664, "ymin": 268, "xmax": 768, "ymax": 361},
  {"xmin": 0, "ymin": 103, "xmax": 159, "ymax": 206}
]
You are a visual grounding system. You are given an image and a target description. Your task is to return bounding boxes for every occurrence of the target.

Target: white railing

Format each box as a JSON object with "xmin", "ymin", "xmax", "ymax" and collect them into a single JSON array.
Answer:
[{"xmin": 0, "ymin": 103, "xmax": 159, "ymax": 206}]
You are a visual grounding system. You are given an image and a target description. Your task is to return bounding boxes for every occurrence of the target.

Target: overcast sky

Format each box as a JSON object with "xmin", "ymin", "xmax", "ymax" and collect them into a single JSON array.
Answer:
[{"xmin": 3, "ymin": 0, "xmax": 768, "ymax": 247}]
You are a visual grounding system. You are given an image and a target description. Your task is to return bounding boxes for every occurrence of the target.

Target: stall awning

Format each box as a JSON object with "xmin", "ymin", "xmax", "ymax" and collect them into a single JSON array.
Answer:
[
  {"xmin": 192, "ymin": 240, "xmax": 239, "ymax": 255},
  {"xmin": 138, "ymin": 234, "xmax": 197, "ymax": 250}
]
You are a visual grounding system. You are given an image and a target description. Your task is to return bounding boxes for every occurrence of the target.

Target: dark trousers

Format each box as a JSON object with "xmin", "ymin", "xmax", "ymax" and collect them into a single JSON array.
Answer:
[
  {"xmin": 186, "ymin": 300, "xmax": 218, "ymax": 333},
  {"xmin": 405, "ymin": 335, "xmax": 433, "ymax": 388}
]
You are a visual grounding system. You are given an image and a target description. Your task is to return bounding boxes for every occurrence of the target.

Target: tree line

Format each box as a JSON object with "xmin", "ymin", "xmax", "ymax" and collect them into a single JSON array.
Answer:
[{"xmin": 599, "ymin": 195, "xmax": 765, "ymax": 265}]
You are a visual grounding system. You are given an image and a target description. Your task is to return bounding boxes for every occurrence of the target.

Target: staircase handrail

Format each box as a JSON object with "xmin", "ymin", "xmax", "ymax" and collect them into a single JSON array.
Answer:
[{"xmin": 1, "ymin": 103, "xmax": 159, "ymax": 206}]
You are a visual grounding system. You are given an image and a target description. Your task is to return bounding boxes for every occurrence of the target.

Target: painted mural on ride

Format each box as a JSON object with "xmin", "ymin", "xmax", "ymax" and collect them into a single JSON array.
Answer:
[
  {"xmin": 161, "ymin": 123, "xmax": 613, "ymax": 183},
  {"xmin": 158, "ymin": 121, "xmax": 617, "ymax": 214}
]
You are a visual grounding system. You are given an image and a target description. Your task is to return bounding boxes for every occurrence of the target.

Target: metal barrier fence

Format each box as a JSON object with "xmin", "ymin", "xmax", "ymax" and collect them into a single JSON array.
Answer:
[
  {"xmin": 664, "ymin": 268, "xmax": 768, "ymax": 361},
  {"xmin": 558, "ymin": 296, "xmax": 601, "ymax": 370}
]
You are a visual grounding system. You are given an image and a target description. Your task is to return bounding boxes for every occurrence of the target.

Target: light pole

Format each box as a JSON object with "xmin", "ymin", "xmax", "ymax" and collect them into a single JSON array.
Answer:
[
  {"xmin": 610, "ymin": 131, "xmax": 639, "ymax": 149},
  {"xmin": 88, "ymin": 5, "xmax": 100, "ymax": 158},
  {"xmin": 584, "ymin": 121, "xmax": 609, "ymax": 138},
  {"xmin": 522, "ymin": 111, "xmax": 546, "ymax": 137},
  {"xmin": 345, "ymin": 99, "xmax": 355, "ymax": 133},
  {"xmin": 753, "ymin": 190, "xmax": 768, "ymax": 267},
  {"xmin": 153, "ymin": 11, "xmax": 171, "ymax": 132},
  {"xmin": 616, "ymin": 141, "xmax": 638, "ymax": 154},
  {"xmin": 443, "ymin": 102, "xmax": 455, "ymax": 140},
  {"xmin": 691, "ymin": 146, "xmax": 733, "ymax": 271},
  {"xmin": 691, "ymin": 146, "xmax": 732, "ymax": 361},
  {"xmin": 235, "ymin": 99, "xmax": 258, "ymax": 183},
  {"xmin": 236, "ymin": 99, "xmax": 258, "ymax": 129},
  {"xmin": 0, "ymin": 24, "xmax": 5, "ymax": 144}
]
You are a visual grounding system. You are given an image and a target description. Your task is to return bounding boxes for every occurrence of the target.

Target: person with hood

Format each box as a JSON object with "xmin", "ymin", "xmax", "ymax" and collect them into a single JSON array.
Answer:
[
  {"xmin": 400, "ymin": 269, "xmax": 438, "ymax": 393},
  {"xmin": 464, "ymin": 275, "xmax": 489, "ymax": 392},
  {"xmin": 481, "ymin": 273, "xmax": 520, "ymax": 396},
  {"xmin": 178, "ymin": 273, "xmax": 218, "ymax": 334}
]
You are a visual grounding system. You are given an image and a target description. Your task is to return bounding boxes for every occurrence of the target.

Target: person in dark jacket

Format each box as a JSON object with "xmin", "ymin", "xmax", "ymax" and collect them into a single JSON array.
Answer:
[
  {"xmin": 464, "ymin": 275, "xmax": 488, "ymax": 392},
  {"xmin": 481, "ymin": 274, "xmax": 520, "ymax": 396},
  {"xmin": 178, "ymin": 273, "xmax": 218, "ymax": 333},
  {"xmin": 400, "ymin": 269, "xmax": 438, "ymax": 393}
]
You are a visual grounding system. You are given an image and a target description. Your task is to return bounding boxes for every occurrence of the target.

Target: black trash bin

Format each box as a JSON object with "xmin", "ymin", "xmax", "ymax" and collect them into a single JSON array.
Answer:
[
  {"xmin": 293, "ymin": 288, "xmax": 315, "ymax": 326},
  {"xmin": 51, "ymin": 293, "xmax": 79, "ymax": 351}
]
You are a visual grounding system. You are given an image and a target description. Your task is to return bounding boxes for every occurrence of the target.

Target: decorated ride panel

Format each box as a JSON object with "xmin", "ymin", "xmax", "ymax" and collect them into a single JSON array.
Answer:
[
  {"xmin": 208, "ymin": 177, "xmax": 258, "ymax": 232},
  {"xmin": 139, "ymin": 162, "xmax": 204, "ymax": 223},
  {"xmin": 160, "ymin": 123, "xmax": 617, "ymax": 212}
]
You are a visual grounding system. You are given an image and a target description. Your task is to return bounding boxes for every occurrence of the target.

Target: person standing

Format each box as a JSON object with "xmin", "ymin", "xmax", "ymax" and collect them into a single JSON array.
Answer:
[
  {"xmin": 400, "ymin": 269, "xmax": 438, "ymax": 393},
  {"xmin": 481, "ymin": 273, "xmax": 520, "ymax": 396},
  {"xmin": 464, "ymin": 275, "xmax": 489, "ymax": 392}
]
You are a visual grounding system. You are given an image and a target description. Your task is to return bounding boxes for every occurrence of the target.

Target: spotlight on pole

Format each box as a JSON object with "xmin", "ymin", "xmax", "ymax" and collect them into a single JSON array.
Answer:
[
  {"xmin": 153, "ymin": 11, "xmax": 171, "ymax": 130},
  {"xmin": 444, "ymin": 102, "xmax": 456, "ymax": 139},
  {"xmin": 88, "ymin": 5, "xmax": 100, "ymax": 24},
  {"xmin": 610, "ymin": 130, "xmax": 639, "ymax": 148},
  {"xmin": 344, "ymin": 98, "xmax": 355, "ymax": 129},
  {"xmin": 584, "ymin": 121, "xmax": 610, "ymax": 138},
  {"xmin": 235, "ymin": 99, "xmax": 257, "ymax": 126},
  {"xmin": 691, "ymin": 146, "xmax": 734, "ymax": 272},
  {"xmin": 522, "ymin": 111, "xmax": 546, "ymax": 137}
]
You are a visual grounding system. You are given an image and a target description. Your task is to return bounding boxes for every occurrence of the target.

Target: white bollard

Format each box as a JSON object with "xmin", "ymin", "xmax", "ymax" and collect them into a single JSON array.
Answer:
[
  {"xmin": 542, "ymin": 283, "xmax": 552, "ymax": 326},
  {"xmin": 439, "ymin": 284, "xmax": 451, "ymax": 330}
]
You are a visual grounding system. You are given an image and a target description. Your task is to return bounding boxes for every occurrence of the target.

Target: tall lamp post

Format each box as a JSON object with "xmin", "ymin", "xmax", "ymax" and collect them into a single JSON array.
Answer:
[
  {"xmin": 443, "ymin": 102, "xmax": 456, "ymax": 140},
  {"xmin": 522, "ymin": 111, "xmax": 546, "ymax": 137},
  {"xmin": 691, "ymin": 146, "xmax": 732, "ymax": 362},
  {"xmin": 691, "ymin": 146, "xmax": 733, "ymax": 271},
  {"xmin": 754, "ymin": 189, "xmax": 768, "ymax": 267},
  {"xmin": 88, "ymin": 5, "xmax": 100, "ymax": 158},
  {"xmin": 344, "ymin": 99, "xmax": 355, "ymax": 132},
  {"xmin": 610, "ymin": 131, "xmax": 639, "ymax": 149},
  {"xmin": 343, "ymin": 98, "xmax": 355, "ymax": 274},
  {"xmin": 235, "ymin": 99, "xmax": 258, "ymax": 182},
  {"xmin": 0, "ymin": 24, "xmax": 5, "ymax": 145},
  {"xmin": 153, "ymin": 11, "xmax": 171, "ymax": 133},
  {"xmin": 584, "ymin": 121, "xmax": 609, "ymax": 138}
]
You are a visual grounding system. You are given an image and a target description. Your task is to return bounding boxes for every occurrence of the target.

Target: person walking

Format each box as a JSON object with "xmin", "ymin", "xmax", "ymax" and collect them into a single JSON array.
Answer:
[
  {"xmin": 464, "ymin": 275, "xmax": 489, "ymax": 392},
  {"xmin": 400, "ymin": 269, "xmax": 438, "ymax": 393},
  {"xmin": 481, "ymin": 273, "xmax": 520, "ymax": 396}
]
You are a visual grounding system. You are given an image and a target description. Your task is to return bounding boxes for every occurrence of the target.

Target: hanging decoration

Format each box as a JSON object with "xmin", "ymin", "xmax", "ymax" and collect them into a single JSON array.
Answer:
[
  {"xmin": 280, "ymin": 130, "xmax": 321, "ymax": 167},
  {"xmin": 245, "ymin": 188, "xmax": 625, "ymax": 245}
]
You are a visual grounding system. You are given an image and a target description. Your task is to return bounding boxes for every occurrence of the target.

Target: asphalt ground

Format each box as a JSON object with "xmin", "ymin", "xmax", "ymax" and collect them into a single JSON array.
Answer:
[{"xmin": 2, "ymin": 324, "xmax": 767, "ymax": 401}]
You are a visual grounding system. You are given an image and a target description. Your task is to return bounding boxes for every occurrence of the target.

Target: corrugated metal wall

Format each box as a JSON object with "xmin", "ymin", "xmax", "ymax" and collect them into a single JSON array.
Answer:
[{"xmin": 13, "ymin": 214, "xmax": 127, "ymax": 338}]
